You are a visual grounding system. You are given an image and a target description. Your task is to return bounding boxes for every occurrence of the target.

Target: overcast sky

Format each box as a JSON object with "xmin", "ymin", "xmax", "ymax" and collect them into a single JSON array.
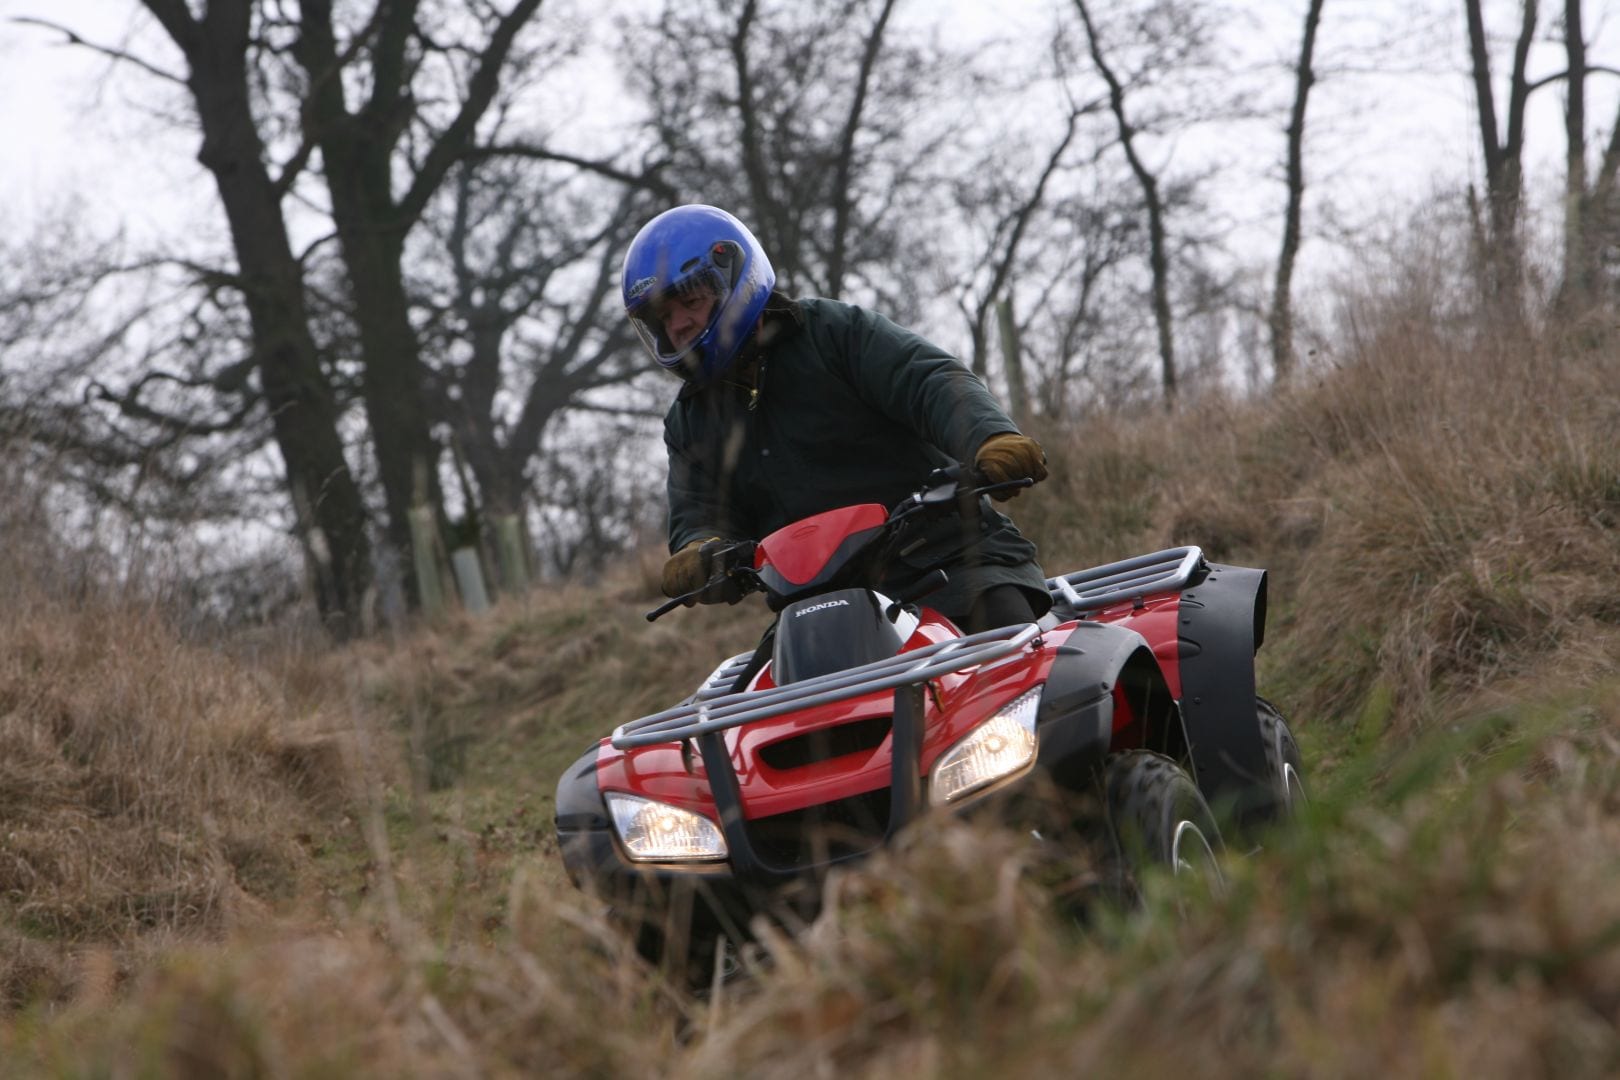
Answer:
[{"xmin": 2, "ymin": 2, "xmax": 1615, "ymax": 277}]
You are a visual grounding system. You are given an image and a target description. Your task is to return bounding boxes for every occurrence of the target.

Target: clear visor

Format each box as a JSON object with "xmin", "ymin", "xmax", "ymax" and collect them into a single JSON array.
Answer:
[{"xmin": 628, "ymin": 266, "xmax": 731, "ymax": 371}]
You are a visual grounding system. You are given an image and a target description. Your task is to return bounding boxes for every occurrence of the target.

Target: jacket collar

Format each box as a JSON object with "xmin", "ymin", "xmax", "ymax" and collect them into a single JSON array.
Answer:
[{"xmin": 675, "ymin": 291, "xmax": 804, "ymax": 402}]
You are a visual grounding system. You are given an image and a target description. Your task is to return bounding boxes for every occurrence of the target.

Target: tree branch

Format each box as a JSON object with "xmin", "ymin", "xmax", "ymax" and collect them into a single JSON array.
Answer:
[
  {"xmin": 398, "ymin": 0, "xmax": 547, "ymax": 226},
  {"xmin": 13, "ymin": 15, "xmax": 189, "ymax": 84},
  {"xmin": 462, "ymin": 143, "xmax": 678, "ymax": 200},
  {"xmin": 1269, "ymin": 0, "xmax": 1326, "ymax": 385},
  {"xmin": 826, "ymin": 0, "xmax": 897, "ymax": 299},
  {"xmin": 89, "ymin": 368, "xmax": 260, "ymax": 441},
  {"xmin": 1075, "ymin": 0, "xmax": 1177, "ymax": 406}
]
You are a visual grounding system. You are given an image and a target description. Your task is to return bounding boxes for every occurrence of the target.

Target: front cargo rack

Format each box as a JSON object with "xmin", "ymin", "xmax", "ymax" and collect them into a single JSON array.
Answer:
[
  {"xmin": 1046, "ymin": 545, "xmax": 1205, "ymax": 615},
  {"xmin": 612, "ymin": 621, "xmax": 1041, "ymax": 750},
  {"xmin": 691, "ymin": 651, "xmax": 756, "ymax": 703}
]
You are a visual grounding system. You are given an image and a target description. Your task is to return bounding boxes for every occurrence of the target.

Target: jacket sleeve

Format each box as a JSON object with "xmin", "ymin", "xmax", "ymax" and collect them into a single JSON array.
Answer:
[
  {"xmin": 664, "ymin": 421, "xmax": 737, "ymax": 553},
  {"xmin": 826, "ymin": 303, "xmax": 1018, "ymax": 462}
]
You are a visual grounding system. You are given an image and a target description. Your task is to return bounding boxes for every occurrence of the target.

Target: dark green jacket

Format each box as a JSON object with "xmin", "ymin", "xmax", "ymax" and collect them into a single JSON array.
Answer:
[{"xmin": 663, "ymin": 295, "xmax": 1047, "ymax": 617}]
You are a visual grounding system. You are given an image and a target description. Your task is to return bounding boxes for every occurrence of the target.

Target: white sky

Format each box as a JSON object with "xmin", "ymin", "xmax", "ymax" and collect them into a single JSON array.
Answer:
[
  {"xmin": 1, "ymin": 2, "xmax": 1616, "ymax": 279},
  {"xmin": 0, "ymin": 3, "xmax": 195, "ymax": 242}
]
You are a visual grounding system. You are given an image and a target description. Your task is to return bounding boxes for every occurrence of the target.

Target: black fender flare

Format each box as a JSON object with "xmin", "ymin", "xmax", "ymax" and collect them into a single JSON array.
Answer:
[
  {"xmin": 554, "ymin": 743, "xmax": 610, "ymax": 887},
  {"xmin": 1036, "ymin": 620, "xmax": 1187, "ymax": 790},
  {"xmin": 1175, "ymin": 563, "xmax": 1269, "ymax": 815}
]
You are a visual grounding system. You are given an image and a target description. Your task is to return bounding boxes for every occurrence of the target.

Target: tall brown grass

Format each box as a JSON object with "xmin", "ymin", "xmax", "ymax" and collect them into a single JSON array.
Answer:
[
  {"xmin": 0, "ymin": 456, "xmax": 366, "ymax": 1013},
  {"xmin": 5, "ymin": 231, "xmax": 1620, "ymax": 1074},
  {"xmin": 678, "ymin": 688, "xmax": 1620, "ymax": 1078},
  {"xmin": 1022, "ymin": 288, "xmax": 1620, "ymax": 737}
]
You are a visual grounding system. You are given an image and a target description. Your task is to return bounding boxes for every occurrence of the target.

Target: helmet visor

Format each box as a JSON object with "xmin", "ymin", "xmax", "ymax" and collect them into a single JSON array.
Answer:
[{"xmin": 627, "ymin": 265, "xmax": 731, "ymax": 372}]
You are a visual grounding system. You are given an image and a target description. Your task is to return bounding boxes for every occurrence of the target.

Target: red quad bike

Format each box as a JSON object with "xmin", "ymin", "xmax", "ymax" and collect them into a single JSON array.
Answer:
[{"xmin": 554, "ymin": 467, "xmax": 1305, "ymax": 982}]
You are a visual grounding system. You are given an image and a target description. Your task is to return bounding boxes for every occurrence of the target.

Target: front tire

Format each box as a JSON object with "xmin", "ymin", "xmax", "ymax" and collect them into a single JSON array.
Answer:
[
  {"xmin": 1104, "ymin": 750, "xmax": 1224, "ymax": 892},
  {"xmin": 1254, "ymin": 696, "xmax": 1307, "ymax": 825}
]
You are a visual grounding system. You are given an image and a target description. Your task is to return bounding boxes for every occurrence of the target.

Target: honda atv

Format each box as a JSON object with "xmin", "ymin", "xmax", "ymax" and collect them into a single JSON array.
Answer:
[{"xmin": 553, "ymin": 468, "xmax": 1304, "ymax": 983}]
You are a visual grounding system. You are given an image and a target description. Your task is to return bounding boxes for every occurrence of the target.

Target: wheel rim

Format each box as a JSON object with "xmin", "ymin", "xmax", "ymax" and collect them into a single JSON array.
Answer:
[
  {"xmin": 1282, "ymin": 763, "xmax": 1308, "ymax": 810},
  {"xmin": 1170, "ymin": 819, "xmax": 1222, "ymax": 882}
]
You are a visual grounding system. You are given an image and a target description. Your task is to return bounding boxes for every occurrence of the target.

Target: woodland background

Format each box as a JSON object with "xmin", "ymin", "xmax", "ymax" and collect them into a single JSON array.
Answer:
[
  {"xmin": 2, "ymin": 2, "xmax": 1620, "ymax": 1074},
  {"xmin": 4, "ymin": 0, "xmax": 1615, "ymax": 635}
]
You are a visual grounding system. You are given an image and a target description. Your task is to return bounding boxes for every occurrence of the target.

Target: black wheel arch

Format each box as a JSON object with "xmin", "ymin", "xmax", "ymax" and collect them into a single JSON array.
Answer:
[
  {"xmin": 1175, "ymin": 563, "xmax": 1270, "ymax": 815},
  {"xmin": 1035, "ymin": 621, "xmax": 1188, "ymax": 789}
]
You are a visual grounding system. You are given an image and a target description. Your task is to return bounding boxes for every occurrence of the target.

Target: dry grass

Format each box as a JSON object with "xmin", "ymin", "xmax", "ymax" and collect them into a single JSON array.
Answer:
[
  {"xmin": 5, "ymin": 240, "xmax": 1620, "ymax": 1073},
  {"xmin": 1019, "ymin": 292, "xmax": 1620, "ymax": 739},
  {"xmin": 678, "ymin": 689, "xmax": 1620, "ymax": 1078},
  {"xmin": 0, "ymin": 480, "xmax": 373, "ymax": 1013}
]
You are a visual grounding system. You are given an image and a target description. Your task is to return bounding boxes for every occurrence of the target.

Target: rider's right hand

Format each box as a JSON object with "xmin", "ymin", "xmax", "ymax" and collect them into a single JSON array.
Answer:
[
  {"xmin": 661, "ymin": 538, "xmax": 716, "ymax": 598},
  {"xmin": 662, "ymin": 538, "xmax": 746, "ymax": 604}
]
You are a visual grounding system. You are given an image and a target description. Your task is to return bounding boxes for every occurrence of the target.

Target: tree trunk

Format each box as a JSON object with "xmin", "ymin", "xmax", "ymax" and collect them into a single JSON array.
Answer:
[
  {"xmin": 294, "ymin": 0, "xmax": 543, "ymax": 605},
  {"xmin": 1076, "ymin": 0, "xmax": 1177, "ymax": 408},
  {"xmin": 1269, "ymin": 0, "xmax": 1326, "ymax": 387},
  {"xmin": 995, "ymin": 297, "xmax": 1031, "ymax": 426},
  {"xmin": 329, "ymin": 200, "xmax": 445, "ymax": 570},
  {"xmin": 1557, "ymin": 0, "xmax": 1596, "ymax": 314},
  {"xmin": 145, "ymin": 0, "xmax": 371, "ymax": 636},
  {"xmin": 1463, "ymin": 0, "xmax": 1535, "ymax": 321},
  {"xmin": 303, "ymin": 68, "xmax": 446, "ymax": 599}
]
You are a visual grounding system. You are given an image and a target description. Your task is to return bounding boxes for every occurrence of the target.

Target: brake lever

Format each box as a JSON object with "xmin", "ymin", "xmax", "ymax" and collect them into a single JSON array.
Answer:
[
  {"xmin": 972, "ymin": 477, "xmax": 1035, "ymax": 500},
  {"xmin": 644, "ymin": 563, "xmax": 761, "ymax": 622},
  {"xmin": 645, "ymin": 594, "xmax": 693, "ymax": 622}
]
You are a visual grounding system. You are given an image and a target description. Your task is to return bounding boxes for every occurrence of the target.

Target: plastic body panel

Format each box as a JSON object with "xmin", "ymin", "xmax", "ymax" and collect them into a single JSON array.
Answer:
[
  {"xmin": 554, "ymin": 613, "xmax": 1173, "ymax": 910},
  {"xmin": 1167, "ymin": 563, "xmax": 1269, "ymax": 814},
  {"xmin": 771, "ymin": 587, "xmax": 905, "ymax": 685}
]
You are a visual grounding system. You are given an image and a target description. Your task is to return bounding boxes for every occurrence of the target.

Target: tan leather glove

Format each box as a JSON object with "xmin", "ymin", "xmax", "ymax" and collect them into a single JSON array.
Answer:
[
  {"xmin": 974, "ymin": 432, "xmax": 1048, "ymax": 501},
  {"xmin": 661, "ymin": 537, "xmax": 720, "ymax": 598},
  {"xmin": 661, "ymin": 537, "xmax": 746, "ymax": 604}
]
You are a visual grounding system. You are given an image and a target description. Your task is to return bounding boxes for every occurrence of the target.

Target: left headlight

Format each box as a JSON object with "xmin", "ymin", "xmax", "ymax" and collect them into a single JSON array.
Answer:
[
  {"xmin": 605, "ymin": 792, "xmax": 728, "ymax": 863},
  {"xmin": 929, "ymin": 686, "xmax": 1043, "ymax": 806}
]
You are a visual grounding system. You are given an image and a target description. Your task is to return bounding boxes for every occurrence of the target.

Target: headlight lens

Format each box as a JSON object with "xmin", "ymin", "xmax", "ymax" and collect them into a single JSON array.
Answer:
[
  {"xmin": 605, "ymin": 792, "xmax": 728, "ymax": 863},
  {"xmin": 929, "ymin": 687, "xmax": 1042, "ymax": 806}
]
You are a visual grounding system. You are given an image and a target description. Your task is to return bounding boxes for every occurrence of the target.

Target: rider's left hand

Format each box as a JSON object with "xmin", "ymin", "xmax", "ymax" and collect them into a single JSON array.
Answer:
[{"xmin": 975, "ymin": 433, "xmax": 1048, "ymax": 500}]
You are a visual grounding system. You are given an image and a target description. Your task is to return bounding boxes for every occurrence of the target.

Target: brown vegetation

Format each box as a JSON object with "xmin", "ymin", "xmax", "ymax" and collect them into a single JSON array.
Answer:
[{"xmin": 4, "ymin": 255, "xmax": 1620, "ymax": 1074}]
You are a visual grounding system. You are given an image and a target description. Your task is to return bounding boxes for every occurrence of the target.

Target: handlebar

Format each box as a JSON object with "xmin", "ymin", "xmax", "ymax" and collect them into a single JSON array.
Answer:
[
  {"xmin": 643, "ymin": 468, "xmax": 1033, "ymax": 621},
  {"xmin": 645, "ymin": 540, "xmax": 759, "ymax": 622}
]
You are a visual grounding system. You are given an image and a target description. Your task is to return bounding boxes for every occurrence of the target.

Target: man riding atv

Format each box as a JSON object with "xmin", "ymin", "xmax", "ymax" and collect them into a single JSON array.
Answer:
[
  {"xmin": 624, "ymin": 203, "xmax": 1052, "ymax": 633},
  {"xmin": 556, "ymin": 214, "xmax": 1307, "ymax": 987}
]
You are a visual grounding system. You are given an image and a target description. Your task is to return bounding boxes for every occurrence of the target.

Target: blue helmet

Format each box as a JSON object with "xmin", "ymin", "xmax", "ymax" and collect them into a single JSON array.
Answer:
[{"xmin": 622, "ymin": 205, "xmax": 776, "ymax": 383}]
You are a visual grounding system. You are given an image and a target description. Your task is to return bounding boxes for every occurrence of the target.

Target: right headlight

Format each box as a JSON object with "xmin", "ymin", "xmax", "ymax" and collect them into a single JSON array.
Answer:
[
  {"xmin": 605, "ymin": 792, "xmax": 728, "ymax": 863},
  {"xmin": 929, "ymin": 686, "xmax": 1043, "ymax": 806}
]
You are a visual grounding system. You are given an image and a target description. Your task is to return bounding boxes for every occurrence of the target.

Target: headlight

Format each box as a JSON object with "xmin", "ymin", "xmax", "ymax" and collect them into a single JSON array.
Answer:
[
  {"xmin": 929, "ymin": 687, "xmax": 1042, "ymax": 806},
  {"xmin": 605, "ymin": 792, "xmax": 728, "ymax": 863}
]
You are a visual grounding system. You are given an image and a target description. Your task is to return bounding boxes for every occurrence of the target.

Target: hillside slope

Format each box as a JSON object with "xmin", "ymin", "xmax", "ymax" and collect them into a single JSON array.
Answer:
[{"xmin": 3, "ymin": 297, "xmax": 1619, "ymax": 1075}]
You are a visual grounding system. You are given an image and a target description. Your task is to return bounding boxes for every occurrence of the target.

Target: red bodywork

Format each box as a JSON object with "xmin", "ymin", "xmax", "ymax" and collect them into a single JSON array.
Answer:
[
  {"xmin": 595, "ymin": 504, "xmax": 1188, "ymax": 823},
  {"xmin": 752, "ymin": 503, "xmax": 887, "ymax": 588}
]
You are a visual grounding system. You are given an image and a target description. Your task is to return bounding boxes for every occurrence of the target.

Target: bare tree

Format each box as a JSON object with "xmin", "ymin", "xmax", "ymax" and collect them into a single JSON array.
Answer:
[
  {"xmin": 1553, "ymin": 0, "xmax": 1620, "ymax": 317},
  {"xmin": 952, "ymin": 102, "xmax": 1093, "ymax": 390},
  {"xmin": 529, "ymin": 413, "xmax": 665, "ymax": 580},
  {"xmin": 0, "ymin": 218, "xmax": 308, "ymax": 594},
  {"xmin": 1074, "ymin": 0, "xmax": 1180, "ymax": 408},
  {"xmin": 624, "ymin": 0, "xmax": 958, "ymax": 314},
  {"xmin": 117, "ymin": 1, "xmax": 377, "ymax": 635},
  {"xmin": 22, "ymin": 1, "xmax": 586, "ymax": 624},
  {"xmin": 289, "ymin": 0, "xmax": 544, "ymax": 587},
  {"xmin": 415, "ymin": 159, "xmax": 656, "ymax": 533},
  {"xmin": 1025, "ymin": 190, "xmax": 1147, "ymax": 414},
  {"xmin": 1462, "ymin": 0, "xmax": 1537, "ymax": 321},
  {"xmin": 1269, "ymin": 0, "xmax": 1327, "ymax": 385}
]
